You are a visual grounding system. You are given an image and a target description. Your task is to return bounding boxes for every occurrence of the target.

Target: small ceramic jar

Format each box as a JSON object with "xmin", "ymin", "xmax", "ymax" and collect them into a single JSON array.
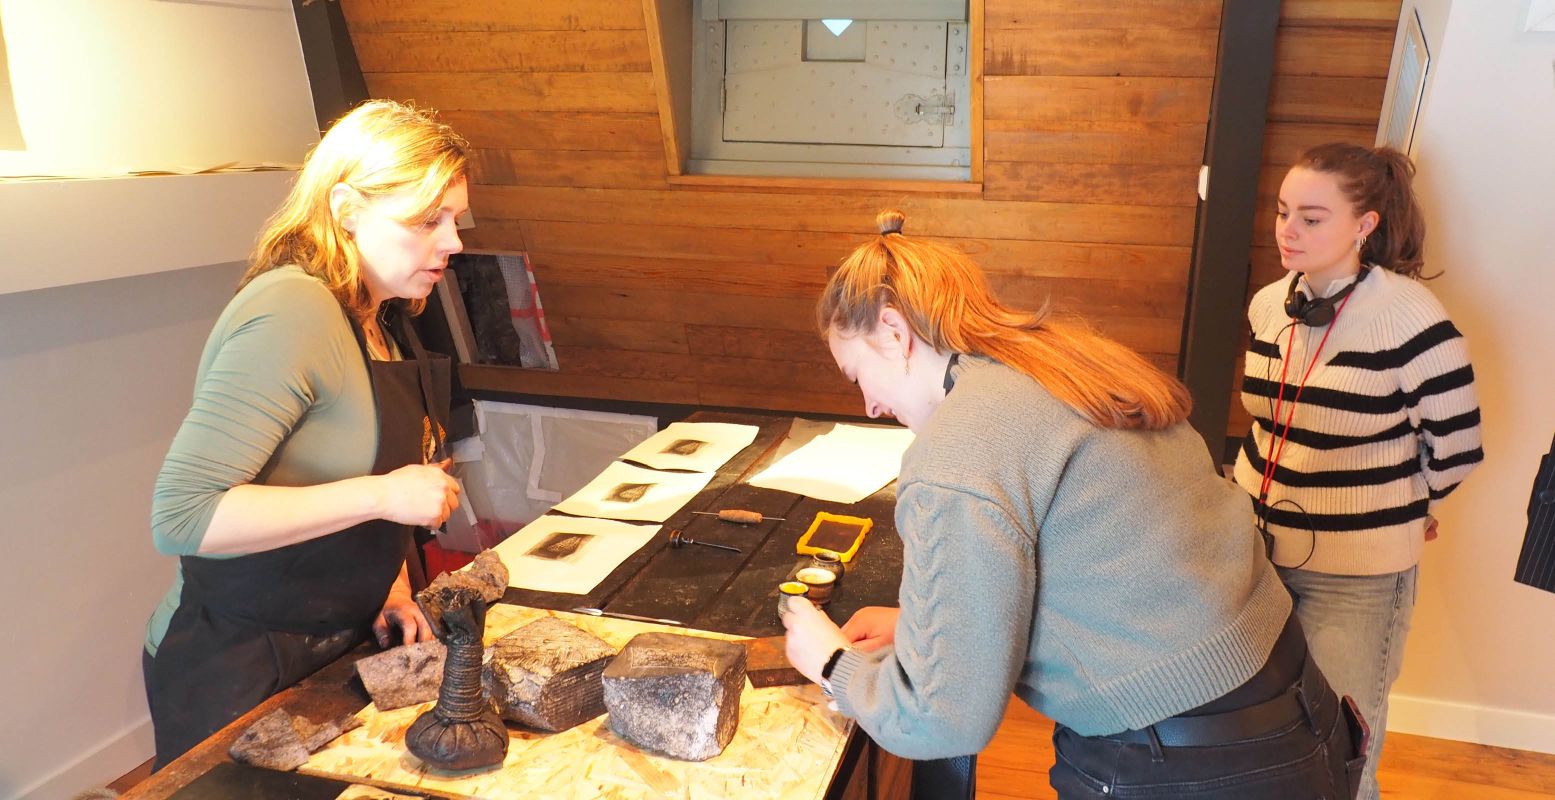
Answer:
[{"xmin": 777, "ymin": 581, "xmax": 809, "ymax": 619}]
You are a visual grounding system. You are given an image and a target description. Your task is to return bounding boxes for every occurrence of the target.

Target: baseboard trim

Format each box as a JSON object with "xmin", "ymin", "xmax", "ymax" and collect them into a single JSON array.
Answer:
[
  {"xmin": 1387, "ymin": 692, "xmax": 1555, "ymax": 755},
  {"xmin": 16, "ymin": 718, "xmax": 154, "ymax": 800}
]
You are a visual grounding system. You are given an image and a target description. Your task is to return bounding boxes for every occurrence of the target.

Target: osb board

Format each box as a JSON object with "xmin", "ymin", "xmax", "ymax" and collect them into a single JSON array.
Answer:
[{"xmin": 303, "ymin": 606, "xmax": 852, "ymax": 800}]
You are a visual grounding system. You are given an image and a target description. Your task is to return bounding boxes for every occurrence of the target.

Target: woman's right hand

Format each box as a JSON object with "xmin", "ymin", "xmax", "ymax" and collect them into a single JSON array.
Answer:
[
  {"xmin": 378, "ymin": 459, "xmax": 461, "ymax": 528},
  {"xmin": 841, "ymin": 606, "xmax": 900, "ymax": 651}
]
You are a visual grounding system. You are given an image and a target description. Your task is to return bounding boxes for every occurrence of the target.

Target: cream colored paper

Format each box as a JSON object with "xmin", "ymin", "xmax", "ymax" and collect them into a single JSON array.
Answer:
[
  {"xmin": 552, "ymin": 460, "xmax": 715, "ymax": 522},
  {"xmin": 617, "ymin": 421, "xmax": 759, "ymax": 472},
  {"xmin": 492, "ymin": 515, "xmax": 660, "ymax": 595},
  {"xmin": 747, "ymin": 421, "xmax": 915, "ymax": 503}
]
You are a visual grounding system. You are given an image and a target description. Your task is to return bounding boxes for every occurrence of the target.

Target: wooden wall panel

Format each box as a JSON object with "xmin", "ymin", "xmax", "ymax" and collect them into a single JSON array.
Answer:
[
  {"xmin": 353, "ymin": 31, "xmax": 651, "ymax": 73},
  {"xmin": 336, "ymin": 2, "xmax": 1394, "ymax": 421},
  {"xmin": 1223, "ymin": 2, "xmax": 1402, "ymax": 448}
]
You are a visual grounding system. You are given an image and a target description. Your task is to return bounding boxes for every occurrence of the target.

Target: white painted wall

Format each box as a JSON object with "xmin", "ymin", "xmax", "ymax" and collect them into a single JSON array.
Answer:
[
  {"xmin": 0, "ymin": 2, "xmax": 318, "ymax": 797},
  {"xmin": 0, "ymin": 262, "xmax": 245, "ymax": 799},
  {"xmin": 1384, "ymin": 0, "xmax": 1555, "ymax": 754}
]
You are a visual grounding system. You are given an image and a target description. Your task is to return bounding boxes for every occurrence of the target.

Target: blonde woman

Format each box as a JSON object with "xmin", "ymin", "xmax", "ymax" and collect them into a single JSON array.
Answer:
[
  {"xmin": 783, "ymin": 211, "xmax": 1366, "ymax": 798},
  {"xmin": 142, "ymin": 100, "xmax": 468, "ymax": 768}
]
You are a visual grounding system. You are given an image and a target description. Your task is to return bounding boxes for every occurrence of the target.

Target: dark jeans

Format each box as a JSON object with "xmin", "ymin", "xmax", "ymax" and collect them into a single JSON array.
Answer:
[{"xmin": 1049, "ymin": 621, "xmax": 1365, "ymax": 799}]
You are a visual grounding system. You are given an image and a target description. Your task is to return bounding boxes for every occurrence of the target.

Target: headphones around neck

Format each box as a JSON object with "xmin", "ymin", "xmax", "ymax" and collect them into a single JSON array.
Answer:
[{"xmin": 1283, "ymin": 266, "xmax": 1371, "ymax": 327}]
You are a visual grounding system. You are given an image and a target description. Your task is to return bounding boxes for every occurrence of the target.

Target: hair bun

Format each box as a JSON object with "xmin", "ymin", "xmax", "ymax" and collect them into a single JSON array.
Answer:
[{"xmin": 876, "ymin": 209, "xmax": 906, "ymax": 236}]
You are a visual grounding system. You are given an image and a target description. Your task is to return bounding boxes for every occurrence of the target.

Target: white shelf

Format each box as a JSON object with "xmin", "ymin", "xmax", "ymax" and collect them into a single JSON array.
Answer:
[{"xmin": 0, "ymin": 170, "xmax": 297, "ymax": 296}]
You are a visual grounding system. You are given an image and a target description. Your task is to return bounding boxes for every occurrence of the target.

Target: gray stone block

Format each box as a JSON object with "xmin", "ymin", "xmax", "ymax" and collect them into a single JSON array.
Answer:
[
  {"xmin": 601, "ymin": 632, "xmax": 747, "ymax": 761},
  {"xmin": 228, "ymin": 708, "xmax": 362, "ymax": 771},
  {"xmin": 355, "ymin": 640, "xmax": 447, "ymax": 711},
  {"xmin": 484, "ymin": 617, "xmax": 615, "ymax": 732}
]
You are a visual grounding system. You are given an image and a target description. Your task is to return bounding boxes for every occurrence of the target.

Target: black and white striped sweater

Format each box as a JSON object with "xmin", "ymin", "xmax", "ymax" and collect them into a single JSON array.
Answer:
[{"xmin": 1232, "ymin": 267, "xmax": 1483, "ymax": 575}]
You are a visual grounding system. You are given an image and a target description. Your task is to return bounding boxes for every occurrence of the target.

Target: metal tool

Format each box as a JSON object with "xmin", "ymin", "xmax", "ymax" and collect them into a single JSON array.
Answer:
[
  {"xmin": 571, "ymin": 607, "xmax": 684, "ymax": 626},
  {"xmin": 691, "ymin": 509, "xmax": 786, "ymax": 525},
  {"xmin": 668, "ymin": 529, "xmax": 742, "ymax": 554}
]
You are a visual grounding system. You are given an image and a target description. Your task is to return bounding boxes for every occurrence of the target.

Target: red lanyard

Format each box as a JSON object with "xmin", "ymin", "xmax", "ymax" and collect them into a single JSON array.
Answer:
[{"xmin": 1257, "ymin": 292, "xmax": 1356, "ymax": 505}]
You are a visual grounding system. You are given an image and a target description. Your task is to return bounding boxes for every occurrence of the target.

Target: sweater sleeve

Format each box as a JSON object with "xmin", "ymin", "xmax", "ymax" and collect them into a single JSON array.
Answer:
[
  {"xmin": 1397, "ymin": 316, "xmax": 1483, "ymax": 506},
  {"xmin": 150, "ymin": 278, "xmax": 352, "ymax": 555},
  {"xmin": 829, "ymin": 482, "xmax": 1036, "ymax": 759}
]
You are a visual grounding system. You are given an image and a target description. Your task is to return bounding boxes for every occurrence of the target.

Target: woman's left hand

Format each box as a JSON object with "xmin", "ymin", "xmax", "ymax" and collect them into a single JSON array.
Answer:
[
  {"xmin": 782, "ymin": 597, "xmax": 852, "ymax": 684},
  {"xmin": 373, "ymin": 590, "xmax": 433, "ymax": 647}
]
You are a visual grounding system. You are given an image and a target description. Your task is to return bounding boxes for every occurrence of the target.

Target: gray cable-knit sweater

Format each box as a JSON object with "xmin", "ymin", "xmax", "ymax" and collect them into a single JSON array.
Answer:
[{"xmin": 829, "ymin": 356, "xmax": 1292, "ymax": 757}]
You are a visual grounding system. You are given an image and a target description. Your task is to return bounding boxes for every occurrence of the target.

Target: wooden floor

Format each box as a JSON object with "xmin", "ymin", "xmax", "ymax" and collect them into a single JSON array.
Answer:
[
  {"xmin": 109, "ymin": 698, "xmax": 1555, "ymax": 798},
  {"xmin": 980, "ymin": 699, "xmax": 1555, "ymax": 799}
]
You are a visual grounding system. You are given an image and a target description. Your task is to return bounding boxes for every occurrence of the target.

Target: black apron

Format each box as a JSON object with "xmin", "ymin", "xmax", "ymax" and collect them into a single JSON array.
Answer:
[{"xmin": 144, "ymin": 308, "xmax": 450, "ymax": 769}]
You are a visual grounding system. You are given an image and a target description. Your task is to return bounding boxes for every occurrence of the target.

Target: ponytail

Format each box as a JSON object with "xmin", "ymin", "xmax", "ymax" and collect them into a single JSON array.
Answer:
[{"xmin": 817, "ymin": 210, "xmax": 1192, "ymax": 431}]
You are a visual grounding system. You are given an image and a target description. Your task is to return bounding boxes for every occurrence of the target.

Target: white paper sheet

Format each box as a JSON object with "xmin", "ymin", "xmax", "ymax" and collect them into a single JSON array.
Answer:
[
  {"xmin": 491, "ymin": 515, "xmax": 661, "ymax": 595},
  {"xmin": 552, "ymin": 460, "xmax": 715, "ymax": 522},
  {"xmin": 747, "ymin": 421, "xmax": 915, "ymax": 503},
  {"xmin": 617, "ymin": 421, "xmax": 760, "ymax": 472}
]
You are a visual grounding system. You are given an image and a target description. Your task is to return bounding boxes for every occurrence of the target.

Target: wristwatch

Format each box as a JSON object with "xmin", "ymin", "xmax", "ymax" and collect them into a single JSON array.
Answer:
[{"xmin": 819, "ymin": 646, "xmax": 851, "ymax": 698}]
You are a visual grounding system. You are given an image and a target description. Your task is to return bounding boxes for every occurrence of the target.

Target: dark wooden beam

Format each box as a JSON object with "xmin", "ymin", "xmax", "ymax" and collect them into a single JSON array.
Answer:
[
  {"xmin": 292, "ymin": 0, "xmax": 368, "ymax": 131},
  {"xmin": 1179, "ymin": 0, "xmax": 1282, "ymax": 458}
]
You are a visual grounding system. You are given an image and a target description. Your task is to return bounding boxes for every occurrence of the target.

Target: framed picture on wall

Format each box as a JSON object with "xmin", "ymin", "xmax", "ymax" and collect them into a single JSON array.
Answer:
[{"xmin": 431, "ymin": 251, "xmax": 559, "ymax": 370}]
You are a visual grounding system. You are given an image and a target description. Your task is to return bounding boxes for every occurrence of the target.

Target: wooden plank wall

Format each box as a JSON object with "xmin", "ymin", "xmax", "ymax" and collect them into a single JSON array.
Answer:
[
  {"xmin": 1226, "ymin": 0, "xmax": 1402, "ymax": 447},
  {"xmin": 337, "ymin": 1, "xmax": 1385, "ymax": 422}
]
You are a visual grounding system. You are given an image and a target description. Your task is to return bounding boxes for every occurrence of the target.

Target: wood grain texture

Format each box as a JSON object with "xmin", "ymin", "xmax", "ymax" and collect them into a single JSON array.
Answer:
[
  {"xmin": 985, "ymin": 27, "xmax": 1218, "ymax": 77},
  {"xmin": 353, "ymin": 30, "xmax": 651, "ymax": 73},
  {"xmin": 364, "ymin": 72, "xmax": 656, "ymax": 113},
  {"xmin": 332, "ymin": 0, "xmax": 1396, "ymax": 418},
  {"xmin": 985, "ymin": 0, "xmax": 1221, "ymax": 30},
  {"xmin": 985, "ymin": 76, "xmax": 1214, "ymax": 123},
  {"xmin": 339, "ymin": 0, "xmax": 645, "ymax": 33}
]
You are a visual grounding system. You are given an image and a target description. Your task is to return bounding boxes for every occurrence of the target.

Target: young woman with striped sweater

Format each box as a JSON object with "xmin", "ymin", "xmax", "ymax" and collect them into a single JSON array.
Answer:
[{"xmin": 1233, "ymin": 143, "xmax": 1483, "ymax": 800}]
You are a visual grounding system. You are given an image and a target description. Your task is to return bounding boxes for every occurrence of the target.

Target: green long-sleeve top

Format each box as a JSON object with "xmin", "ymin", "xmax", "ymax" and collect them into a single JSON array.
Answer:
[
  {"xmin": 145, "ymin": 267, "xmax": 380, "ymax": 654},
  {"xmin": 828, "ymin": 356, "xmax": 1292, "ymax": 756}
]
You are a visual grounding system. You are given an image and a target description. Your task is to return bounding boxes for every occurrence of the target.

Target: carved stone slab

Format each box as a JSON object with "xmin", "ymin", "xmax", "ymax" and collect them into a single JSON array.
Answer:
[
  {"xmin": 354, "ymin": 640, "xmax": 447, "ymax": 711},
  {"xmin": 229, "ymin": 708, "xmax": 362, "ymax": 771},
  {"xmin": 601, "ymin": 632, "xmax": 747, "ymax": 761},
  {"xmin": 484, "ymin": 616, "xmax": 615, "ymax": 732}
]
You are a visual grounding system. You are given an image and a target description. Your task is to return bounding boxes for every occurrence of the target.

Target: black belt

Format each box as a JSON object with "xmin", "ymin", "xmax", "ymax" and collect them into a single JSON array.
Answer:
[{"xmin": 1106, "ymin": 644, "xmax": 1334, "ymax": 749}]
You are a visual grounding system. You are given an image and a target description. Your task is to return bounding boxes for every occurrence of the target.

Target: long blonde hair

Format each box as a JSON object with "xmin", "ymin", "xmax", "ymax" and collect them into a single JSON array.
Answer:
[
  {"xmin": 241, "ymin": 99, "xmax": 469, "ymax": 318},
  {"xmin": 817, "ymin": 210, "xmax": 1191, "ymax": 430}
]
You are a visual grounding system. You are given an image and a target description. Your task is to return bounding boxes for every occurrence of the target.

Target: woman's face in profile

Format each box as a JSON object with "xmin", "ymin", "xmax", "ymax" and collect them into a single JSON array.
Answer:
[
  {"xmin": 827, "ymin": 324, "xmax": 938, "ymax": 432},
  {"xmin": 354, "ymin": 178, "xmax": 469, "ymax": 304}
]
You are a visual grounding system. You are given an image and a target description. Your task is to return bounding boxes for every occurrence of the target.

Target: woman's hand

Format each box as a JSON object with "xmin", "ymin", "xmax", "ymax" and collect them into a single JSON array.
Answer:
[
  {"xmin": 373, "ymin": 583, "xmax": 433, "ymax": 648},
  {"xmin": 1425, "ymin": 515, "xmax": 1439, "ymax": 542},
  {"xmin": 781, "ymin": 597, "xmax": 852, "ymax": 684},
  {"xmin": 378, "ymin": 459, "xmax": 461, "ymax": 528},
  {"xmin": 841, "ymin": 606, "xmax": 900, "ymax": 651}
]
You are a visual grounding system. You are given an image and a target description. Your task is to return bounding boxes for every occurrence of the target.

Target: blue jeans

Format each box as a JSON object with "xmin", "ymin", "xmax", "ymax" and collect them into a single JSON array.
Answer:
[{"xmin": 1280, "ymin": 566, "xmax": 1417, "ymax": 800}]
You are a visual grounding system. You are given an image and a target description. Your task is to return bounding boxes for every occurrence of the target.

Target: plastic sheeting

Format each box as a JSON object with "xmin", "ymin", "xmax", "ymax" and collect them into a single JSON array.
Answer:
[{"xmin": 440, "ymin": 401, "xmax": 656, "ymax": 553}]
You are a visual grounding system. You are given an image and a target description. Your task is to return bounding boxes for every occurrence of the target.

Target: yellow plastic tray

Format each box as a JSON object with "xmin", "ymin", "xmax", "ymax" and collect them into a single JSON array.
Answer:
[{"xmin": 795, "ymin": 512, "xmax": 873, "ymax": 563}]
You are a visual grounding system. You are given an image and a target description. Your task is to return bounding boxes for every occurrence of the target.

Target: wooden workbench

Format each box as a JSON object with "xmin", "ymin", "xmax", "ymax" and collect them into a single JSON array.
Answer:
[{"xmin": 120, "ymin": 412, "xmax": 912, "ymax": 800}]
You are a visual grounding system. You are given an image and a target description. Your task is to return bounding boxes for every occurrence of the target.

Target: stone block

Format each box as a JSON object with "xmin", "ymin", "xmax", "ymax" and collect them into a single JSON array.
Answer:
[
  {"xmin": 354, "ymin": 639, "xmax": 447, "ymax": 711},
  {"xmin": 484, "ymin": 616, "xmax": 615, "ymax": 732},
  {"xmin": 228, "ymin": 708, "xmax": 361, "ymax": 771},
  {"xmin": 601, "ymin": 632, "xmax": 747, "ymax": 761}
]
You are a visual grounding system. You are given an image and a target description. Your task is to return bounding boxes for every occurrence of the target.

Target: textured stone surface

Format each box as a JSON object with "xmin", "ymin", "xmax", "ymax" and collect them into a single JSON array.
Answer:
[
  {"xmin": 355, "ymin": 639, "xmax": 447, "ymax": 711},
  {"xmin": 228, "ymin": 708, "xmax": 362, "ymax": 771},
  {"xmin": 602, "ymin": 633, "xmax": 747, "ymax": 761},
  {"xmin": 484, "ymin": 617, "xmax": 615, "ymax": 732},
  {"xmin": 417, "ymin": 550, "xmax": 508, "ymax": 626}
]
